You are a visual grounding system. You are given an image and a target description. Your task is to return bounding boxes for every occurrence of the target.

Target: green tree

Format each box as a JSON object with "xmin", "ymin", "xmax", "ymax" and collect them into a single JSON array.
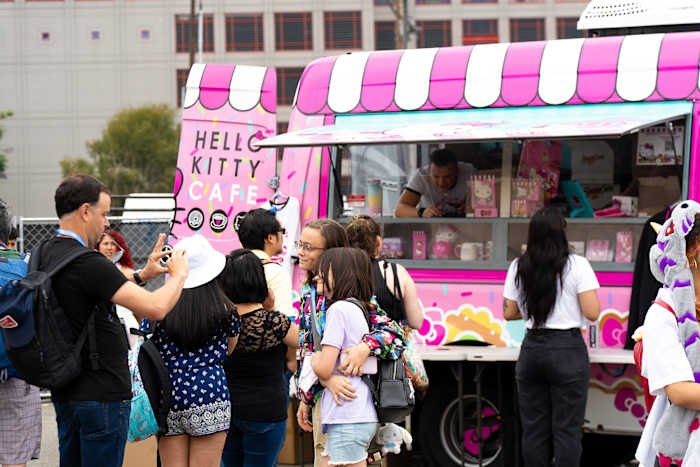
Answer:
[
  {"xmin": 0, "ymin": 110, "xmax": 14, "ymax": 178},
  {"xmin": 60, "ymin": 104, "xmax": 180, "ymax": 195}
]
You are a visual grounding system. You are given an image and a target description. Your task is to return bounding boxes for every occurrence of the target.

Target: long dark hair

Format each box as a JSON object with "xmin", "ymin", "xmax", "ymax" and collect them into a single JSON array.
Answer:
[
  {"xmin": 218, "ymin": 249, "xmax": 269, "ymax": 304},
  {"xmin": 160, "ymin": 280, "xmax": 235, "ymax": 351},
  {"xmin": 515, "ymin": 207, "xmax": 570, "ymax": 328},
  {"xmin": 317, "ymin": 247, "xmax": 374, "ymax": 312},
  {"xmin": 303, "ymin": 219, "xmax": 348, "ymax": 282}
]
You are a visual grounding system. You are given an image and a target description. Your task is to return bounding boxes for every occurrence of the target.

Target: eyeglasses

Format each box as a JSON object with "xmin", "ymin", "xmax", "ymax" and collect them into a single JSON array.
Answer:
[
  {"xmin": 278, "ymin": 228, "xmax": 286, "ymax": 235},
  {"xmin": 294, "ymin": 240, "xmax": 325, "ymax": 253}
]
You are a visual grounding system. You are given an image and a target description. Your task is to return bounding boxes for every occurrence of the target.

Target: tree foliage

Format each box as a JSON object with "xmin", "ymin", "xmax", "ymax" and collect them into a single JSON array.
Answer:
[
  {"xmin": 0, "ymin": 110, "xmax": 14, "ymax": 177},
  {"xmin": 60, "ymin": 104, "xmax": 180, "ymax": 195}
]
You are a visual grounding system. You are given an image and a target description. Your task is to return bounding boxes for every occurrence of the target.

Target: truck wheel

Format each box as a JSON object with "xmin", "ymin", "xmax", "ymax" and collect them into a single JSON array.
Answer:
[{"xmin": 417, "ymin": 392, "xmax": 505, "ymax": 467}]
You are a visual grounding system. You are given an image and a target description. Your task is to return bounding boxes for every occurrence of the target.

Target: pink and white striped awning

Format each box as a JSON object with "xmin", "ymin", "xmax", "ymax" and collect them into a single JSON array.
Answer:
[
  {"xmin": 292, "ymin": 32, "xmax": 700, "ymax": 115},
  {"xmin": 183, "ymin": 64, "xmax": 276, "ymax": 113}
]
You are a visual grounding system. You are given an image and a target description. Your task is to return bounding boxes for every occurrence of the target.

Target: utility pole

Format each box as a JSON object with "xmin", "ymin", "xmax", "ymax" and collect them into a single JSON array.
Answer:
[
  {"xmin": 395, "ymin": 0, "xmax": 405, "ymax": 49},
  {"xmin": 197, "ymin": 0, "xmax": 203, "ymax": 64},
  {"xmin": 188, "ymin": 0, "xmax": 195, "ymax": 68},
  {"xmin": 390, "ymin": 0, "xmax": 412, "ymax": 49}
]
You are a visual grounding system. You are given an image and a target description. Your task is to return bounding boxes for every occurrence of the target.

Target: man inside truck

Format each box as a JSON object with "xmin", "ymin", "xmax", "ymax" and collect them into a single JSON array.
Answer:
[{"xmin": 394, "ymin": 148, "xmax": 474, "ymax": 218}]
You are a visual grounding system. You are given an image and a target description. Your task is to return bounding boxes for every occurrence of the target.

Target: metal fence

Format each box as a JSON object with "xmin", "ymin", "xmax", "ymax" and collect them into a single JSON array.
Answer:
[{"xmin": 18, "ymin": 217, "xmax": 173, "ymax": 289}]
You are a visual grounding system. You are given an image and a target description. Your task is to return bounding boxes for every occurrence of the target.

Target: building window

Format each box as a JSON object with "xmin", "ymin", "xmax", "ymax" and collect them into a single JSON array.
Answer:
[
  {"xmin": 417, "ymin": 20, "xmax": 452, "ymax": 48},
  {"xmin": 277, "ymin": 67, "xmax": 304, "ymax": 106},
  {"xmin": 275, "ymin": 12, "xmax": 312, "ymax": 51},
  {"xmin": 510, "ymin": 18, "xmax": 545, "ymax": 42},
  {"xmin": 416, "ymin": 0, "xmax": 450, "ymax": 4},
  {"xmin": 175, "ymin": 14, "xmax": 214, "ymax": 54},
  {"xmin": 226, "ymin": 14, "xmax": 264, "ymax": 52},
  {"xmin": 324, "ymin": 11, "xmax": 362, "ymax": 50},
  {"xmin": 462, "ymin": 19, "xmax": 498, "ymax": 45},
  {"xmin": 176, "ymin": 69, "xmax": 188, "ymax": 108},
  {"xmin": 557, "ymin": 17, "xmax": 583, "ymax": 39},
  {"xmin": 375, "ymin": 21, "xmax": 396, "ymax": 50}
]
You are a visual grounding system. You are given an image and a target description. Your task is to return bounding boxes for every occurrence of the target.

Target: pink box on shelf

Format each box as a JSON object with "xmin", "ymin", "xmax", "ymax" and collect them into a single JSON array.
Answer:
[
  {"xmin": 471, "ymin": 174, "xmax": 497, "ymax": 218},
  {"xmin": 381, "ymin": 237, "xmax": 404, "ymax": 259},
  {"xmin": 412, "ymin": 231, "xmax": 426, "ymax": 260},
  {"xmin": 586, "ymin": 239, "xmax": 611, "ymax": 262},
  {"xmin": 615, "ymin": 232, "xmax": 633, "ymax": 263}
]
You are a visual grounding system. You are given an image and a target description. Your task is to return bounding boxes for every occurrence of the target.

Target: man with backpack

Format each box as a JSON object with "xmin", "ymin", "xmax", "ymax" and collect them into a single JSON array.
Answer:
[
  {"xmin": 0, "ymin": 198, "xmax": 41, "ymax": 467},
  {"xmin": 26, "ymin": 174, "xmax": 188, "ymax": 467}
]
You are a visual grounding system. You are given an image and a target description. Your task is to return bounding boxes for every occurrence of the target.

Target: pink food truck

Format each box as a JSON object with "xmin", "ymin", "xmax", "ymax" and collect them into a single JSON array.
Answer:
[{"xmin": 170, "ymin": 14, "xmax": 700, "ymax": 467}]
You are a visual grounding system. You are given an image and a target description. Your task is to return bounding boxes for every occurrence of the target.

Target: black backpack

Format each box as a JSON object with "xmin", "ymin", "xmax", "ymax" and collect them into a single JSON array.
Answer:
[
  {"xmin": 0, "ymin": 242, "xmax": 101, "ymax": 389},
  {"xmin": 346, "ymin": 298, "xmax": 415, "ymax": 424},
  {"xmin": 132, "ymin": 323, "xmax": 172, "ymax": 433}
]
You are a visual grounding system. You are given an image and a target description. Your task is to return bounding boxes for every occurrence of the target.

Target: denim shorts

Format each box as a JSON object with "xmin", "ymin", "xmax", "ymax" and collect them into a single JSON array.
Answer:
[{"xmin": 322, "ymin": 422, "xmax": 378, "ymax": 465}]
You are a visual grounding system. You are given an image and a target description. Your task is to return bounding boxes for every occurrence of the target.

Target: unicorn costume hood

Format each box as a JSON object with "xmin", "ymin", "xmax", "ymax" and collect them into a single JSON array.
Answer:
[{"xmin": 648, "ymin": 200, "xmax": 700, "ymax": 464}]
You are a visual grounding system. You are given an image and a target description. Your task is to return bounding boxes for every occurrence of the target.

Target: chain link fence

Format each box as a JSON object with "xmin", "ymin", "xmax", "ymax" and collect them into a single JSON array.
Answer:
[{"xmin": 18, "ymin": 217, "xmax": 173, "ymax": 289}]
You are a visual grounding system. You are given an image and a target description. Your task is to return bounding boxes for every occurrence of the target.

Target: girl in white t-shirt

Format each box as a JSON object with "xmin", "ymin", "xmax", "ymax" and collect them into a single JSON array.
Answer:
[{"xmin": 502, "ymin": 207, "xmax": 600, "ymax": 467}]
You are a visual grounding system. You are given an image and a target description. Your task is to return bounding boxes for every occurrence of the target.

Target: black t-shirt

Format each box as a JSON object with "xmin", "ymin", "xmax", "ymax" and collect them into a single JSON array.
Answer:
[{"xmin": 44, "ymin": 237, "xmax": 130, "ymax": 401}]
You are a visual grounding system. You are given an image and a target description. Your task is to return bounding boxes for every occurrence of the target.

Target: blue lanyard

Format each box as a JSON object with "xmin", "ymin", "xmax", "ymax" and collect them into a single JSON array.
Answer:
[
  {"xmin": 310, "ymin": 286, "xmax": 323, "ymax": 335},
  {"xmin": 55, "ymin": 229, "xmax": 86, "ymax": 247}
]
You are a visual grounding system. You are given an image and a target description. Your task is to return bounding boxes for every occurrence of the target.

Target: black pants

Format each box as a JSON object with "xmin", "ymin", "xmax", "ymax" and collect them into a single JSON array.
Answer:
[{"xmin": 515, "ymin": 328, "xmax": 589, "ymax": 467}]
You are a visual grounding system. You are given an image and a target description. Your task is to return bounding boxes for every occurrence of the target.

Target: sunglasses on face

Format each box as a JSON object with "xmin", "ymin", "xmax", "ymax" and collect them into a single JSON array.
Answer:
[{"xmin": 294, "ymin": 240, "xmax": 324, "ymax": 253}]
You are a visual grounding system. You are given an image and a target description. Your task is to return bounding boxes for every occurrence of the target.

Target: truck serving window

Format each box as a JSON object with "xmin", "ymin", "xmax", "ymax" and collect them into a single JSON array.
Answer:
[{"xmin": 328, "ymin": 119, "xmax": 688, "ymax": 271}]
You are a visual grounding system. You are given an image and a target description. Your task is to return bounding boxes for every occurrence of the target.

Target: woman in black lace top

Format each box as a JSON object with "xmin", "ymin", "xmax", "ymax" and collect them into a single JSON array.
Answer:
[{"xmin": 218, "ymin": 249, "xmax": 299, "ymax": 467}]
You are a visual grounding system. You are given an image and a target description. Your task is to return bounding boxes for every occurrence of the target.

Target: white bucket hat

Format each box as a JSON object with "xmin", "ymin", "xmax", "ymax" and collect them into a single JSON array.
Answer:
[{"xmin": 173, "ymin": 235, "xmax": 226, "ymax": 289}]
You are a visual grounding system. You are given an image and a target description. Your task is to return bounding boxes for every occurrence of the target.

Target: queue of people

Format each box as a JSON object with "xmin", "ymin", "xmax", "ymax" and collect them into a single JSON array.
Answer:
[{"xmin": 1, "ymin": 171, "xmax": 699, "ymax": 467}]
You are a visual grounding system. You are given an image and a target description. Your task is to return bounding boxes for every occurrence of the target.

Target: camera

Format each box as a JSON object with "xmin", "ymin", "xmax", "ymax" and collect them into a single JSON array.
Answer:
[{"xmin": 160, "ymin": 244, "xmax": 173, "ymax": 268}]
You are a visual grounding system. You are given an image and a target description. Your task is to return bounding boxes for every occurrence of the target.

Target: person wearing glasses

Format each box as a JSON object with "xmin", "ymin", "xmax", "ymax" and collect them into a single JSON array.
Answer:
[
  {"xmin": 236, "ymin": 209, "xmax": 295, "ymax": 319},
  {"xmin": 294, "ymin": 219, "xmax": 405, "ymax": 467}
]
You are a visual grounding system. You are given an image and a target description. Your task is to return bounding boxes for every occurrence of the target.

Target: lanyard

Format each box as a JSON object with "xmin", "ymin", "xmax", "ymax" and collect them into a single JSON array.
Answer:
[
  {"xmin": 55, "ymin": 229, "xmax": 86, "ymax": 248},
  {"xmin": 310, "ymin": 286, "xmax": 323, "ymax": 336}
]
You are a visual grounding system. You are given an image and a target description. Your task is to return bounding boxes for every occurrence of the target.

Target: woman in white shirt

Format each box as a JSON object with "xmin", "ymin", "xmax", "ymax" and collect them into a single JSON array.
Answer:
[{"xmin": 503, "ymin": 207, "xmax": 600, "ymax": 467}]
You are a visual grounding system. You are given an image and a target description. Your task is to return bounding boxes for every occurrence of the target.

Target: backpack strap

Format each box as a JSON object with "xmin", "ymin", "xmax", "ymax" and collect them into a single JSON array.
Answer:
[
  {"xmin": 38, "ymin": 242, "xmax": 102, "ymax": 370},
  {"xmin": 345, "ymin": 298, "xmax": 371, "ymax": 328},
  {"xmin": 652, "ymin": 299, "xmax": 677, "ymax": 321},
  {"xmin": 139, "ymin": 338, "xmax": 172, "ymax": 430},
  {"xmin": 344, "ymin": 299, "xmax": 382, "ymax": 405},
  {"xmin": 44, "ymin": 246, "xmax": 93, "ymax": 278},
  {"xmin": 86, "ymin": 312, "xmax": 100, "ymax": 371}
]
